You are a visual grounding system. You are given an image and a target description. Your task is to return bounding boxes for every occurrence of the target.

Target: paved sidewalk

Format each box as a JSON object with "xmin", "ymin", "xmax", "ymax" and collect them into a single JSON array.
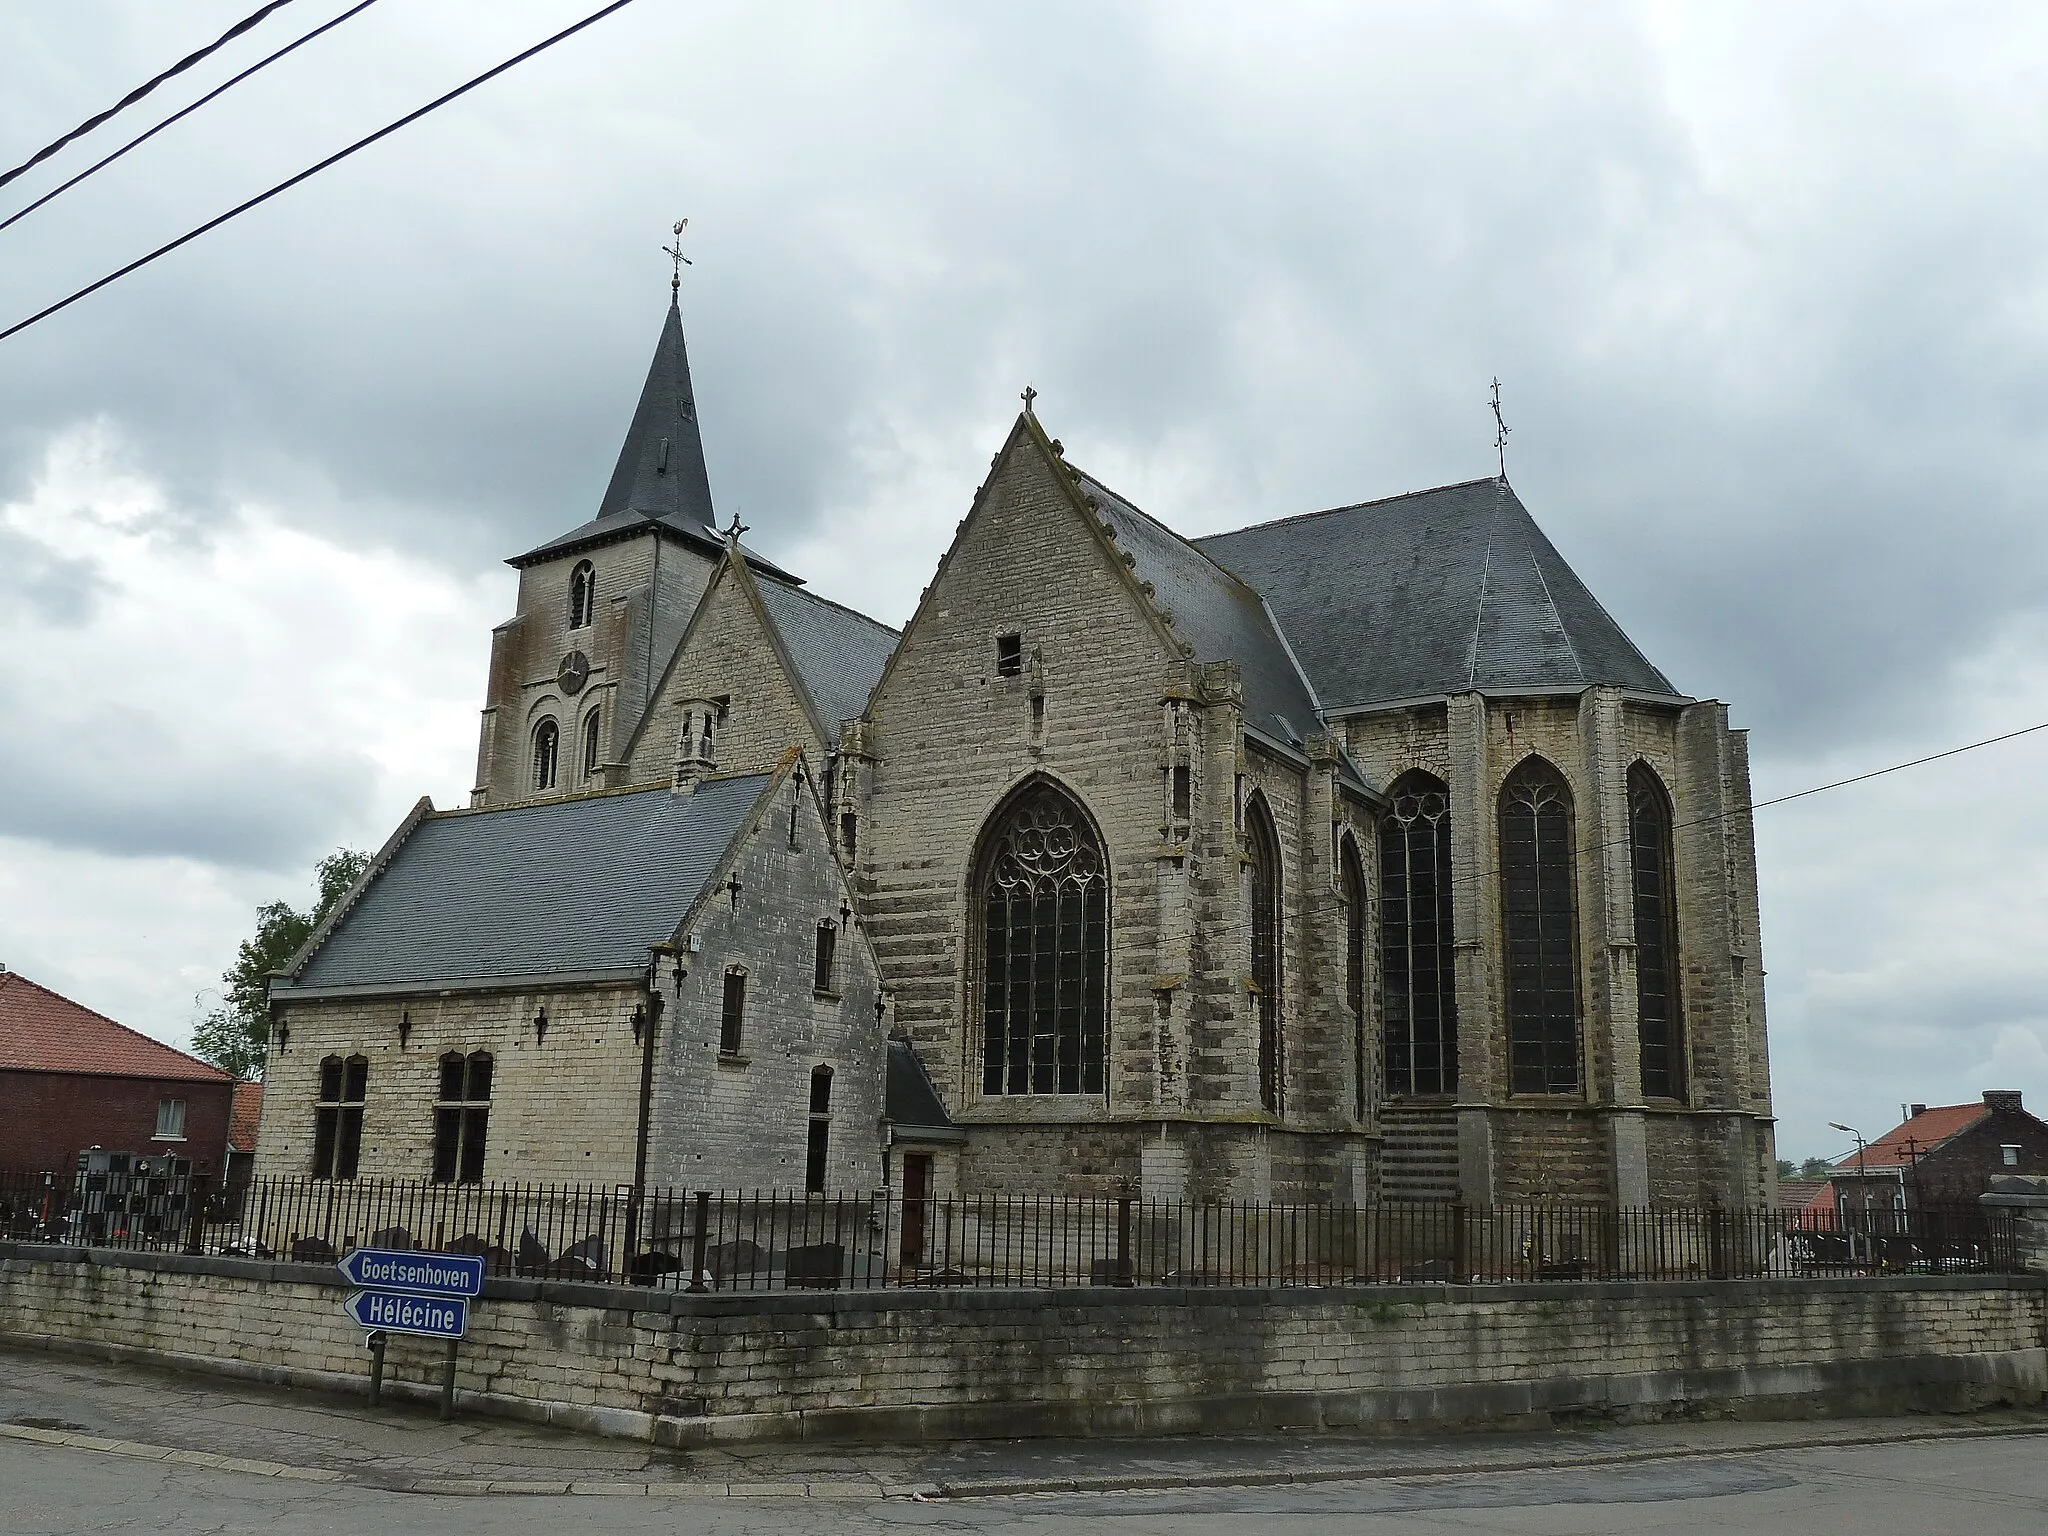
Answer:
[{"xmin": 4, "ymin": 1341, "xmax": 2045, "ymax": 1499}]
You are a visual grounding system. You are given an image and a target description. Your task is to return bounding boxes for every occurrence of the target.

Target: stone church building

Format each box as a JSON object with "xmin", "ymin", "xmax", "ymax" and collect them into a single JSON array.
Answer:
[{"xmin": 263, "ymin": 290, "xmax": 1776, "ymax": 1210}]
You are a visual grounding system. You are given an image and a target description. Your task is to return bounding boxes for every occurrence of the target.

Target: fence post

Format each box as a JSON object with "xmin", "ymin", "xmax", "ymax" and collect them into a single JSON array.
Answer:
[
  {"xmin": 183, "ymin": 1172, "xmax": 213, "ymax": 1256},
  {"xmin": 1452, "ymin": 1203, "xmax": 1469, "ymax": 1282},
  {"xmin": 1115, "ymin": 1196, "xmax": 1134, "ymax": 1287},
  {"xmin": 688, "ymin": 1191, "xmax": 710, "ymax": 1292}
]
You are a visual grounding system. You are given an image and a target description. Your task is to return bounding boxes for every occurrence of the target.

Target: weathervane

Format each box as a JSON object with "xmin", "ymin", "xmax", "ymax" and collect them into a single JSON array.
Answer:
[
  {"xmin": 662, "ymin": 218, "xmax": 692, "ymax": 298},
  {"xmin": 1490, "ymin": 376, "xmax": 1510, "ymax": 481}
]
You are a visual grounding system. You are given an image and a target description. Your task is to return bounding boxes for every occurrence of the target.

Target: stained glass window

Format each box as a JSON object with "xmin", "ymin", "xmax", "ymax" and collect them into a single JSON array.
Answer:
[
  {"xmin": 1501, "ymin": 758, "xmax": 1581, "ymax": 1094},
  {"xmin": 1247, "ymin": 796, "xmax": 1282, "ymax": 1113},
  {"xmin": 1380, "ymin": 771, "xmax": 1458, "ymax": 1097}
]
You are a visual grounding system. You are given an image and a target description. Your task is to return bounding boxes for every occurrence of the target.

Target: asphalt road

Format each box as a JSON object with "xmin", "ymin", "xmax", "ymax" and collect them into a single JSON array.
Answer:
[{"xmin": 4, "ymin": 1430, "xmax": 2044, "ymax": 1535}]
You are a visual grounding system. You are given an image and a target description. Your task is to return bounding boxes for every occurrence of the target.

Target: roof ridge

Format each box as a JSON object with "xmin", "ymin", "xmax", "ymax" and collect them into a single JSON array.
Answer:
[
  {"xmin": 1523, "ymin": 540, "xmax": 1586, "ymax": 685},
  {"xmin": 437, "ymin": 773, "xmax": 768, "ymax": 820},
  {"xmin": 1199, "ymin": 475, "xmax": 1504, "ymax": 542},
  {"xmin": 1464, "ymin": 481, "xmax": 1510, "ymax": 690},
  {"xmin": 0, "ymin": 971, "xmax": 231, "ymax": 1080}
]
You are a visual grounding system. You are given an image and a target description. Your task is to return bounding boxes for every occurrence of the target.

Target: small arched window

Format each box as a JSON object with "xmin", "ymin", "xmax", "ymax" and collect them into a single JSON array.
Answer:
[
  {"xmin": 568, "ymin": 561, "xmax": 595, "ymax": 630},
  {"xmin": 532, "ymin": 719, "xmax": 559, "ymax": 792},
  {"xmin": 581, "ymin": 709, "xmax": 602, "ymax": 780},
  {"xmin": 1499, "ymin": 757, "xmax": 1580, "ymax": 1095},
  {"xmin": 975, "ymin": 780, "xmax": 1108, "ymax": 1096},
  {"xmin": 1245, "ymin": 793, "xmax": 1282, "ymax": 1113},
  {"xmin": 1629, "ymin": 763, "xmax": 1685, "ymax": 1100},
  {"xmin": 1380, "ymin": 771, "xmax": 1458, "ymax": 1098},
  {"xmin": 1340, "ymin": 831, "xmax": 1368, "ymax": 1120}
]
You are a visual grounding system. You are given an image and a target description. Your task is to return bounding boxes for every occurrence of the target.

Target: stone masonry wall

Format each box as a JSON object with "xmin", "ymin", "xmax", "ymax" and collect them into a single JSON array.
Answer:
[{"xmin": 3, "ymin": 1245, "xmax": 2041, "ymax": 1444}]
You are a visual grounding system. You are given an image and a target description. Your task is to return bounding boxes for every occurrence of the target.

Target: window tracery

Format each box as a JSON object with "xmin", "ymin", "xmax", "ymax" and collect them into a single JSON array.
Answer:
[
  {"xmin": 1628, "ymin": 763, "xmax": 1685, "ymax": 1100},
  {"xmin": 568, "ymin": 561, "xmax": 596, "ymax": 630},
  {"xmin": 1246, "ymin": 794, "xmax": 1282, "ymax": 1113},
  {"xmin": 1380, "ymin": 771, "xmax": 1458, "ymax": 1097},
  {"xmin": 1500, "ymin": 758, "xmax": 1581, "ymax": 1094},
  {"xmin": 976, "ymin": 782, "xmax": 1107, "ymax": 1096}
]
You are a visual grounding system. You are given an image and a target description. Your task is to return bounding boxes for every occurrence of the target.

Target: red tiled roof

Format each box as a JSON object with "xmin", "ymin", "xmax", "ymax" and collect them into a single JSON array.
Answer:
[
  {"xmin": 228, "ymin": 1082, "xmax": 263, "ymax": 1153},
  {"xmin": 1775, "ymin": 1179, "xmax": 1829, "ymax": 1212},
  {"xmin": 0, "ymin": 970, "xmax": 232, "ymax": 1083},
  {"xmin": 1832, "ymin": 1102, "xmax": 1988, "ymax": 1172}
]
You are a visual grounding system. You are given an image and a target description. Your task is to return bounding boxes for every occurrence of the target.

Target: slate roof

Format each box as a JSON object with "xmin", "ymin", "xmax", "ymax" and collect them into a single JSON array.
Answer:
[
  {"xmin": 1073, "ymin": 469, "xmax": 1324, "ymax": 749},
  {"xmin": 1195, "ymin": 478, "xmax": 1679, "ymax": 714},
  {"xmin": 885, "ymin": 1039, "xmax": 959, "ymax": 1135},
  {"xmin": 283, "ymin": 777, "xmax": 770, "ymax": 994},
  {"xmin": 755, "ymin": 574, "xmax": 900, "ymax": 735},
  {"xmin": 509, "ymin": 301, "xmax": 793, "ymax": 580},
  {"xmin": 0, "ymin": 971, "xmax": 233, "ymax": 1082}
]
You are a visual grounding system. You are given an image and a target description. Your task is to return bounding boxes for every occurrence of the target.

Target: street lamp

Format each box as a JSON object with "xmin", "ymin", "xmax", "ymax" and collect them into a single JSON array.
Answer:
[{"xmin": 1829, "ymin": 1121, "xmax": 1872, "ymax": 1258}]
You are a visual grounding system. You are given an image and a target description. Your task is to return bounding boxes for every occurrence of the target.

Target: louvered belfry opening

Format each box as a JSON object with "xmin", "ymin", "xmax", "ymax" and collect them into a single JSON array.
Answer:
[
  {"xmin": 1500, "ymin": 758, "xmax": 1581, "ymax": 1095},
  {"xmin": 977, "ymin": 781, "xmax": 1108, "ymax": 1096},
  {"xmin": 1380, "ymin": 771, "xmax": 1459, "ymax": 1098},
  {"xmin": 1628, "ymin": 762, "xmax": 1686, "ymax": 1101},
  {"xmin": 1246, "ymin": 795, "xmax": 1282, "ymax": 1114}
]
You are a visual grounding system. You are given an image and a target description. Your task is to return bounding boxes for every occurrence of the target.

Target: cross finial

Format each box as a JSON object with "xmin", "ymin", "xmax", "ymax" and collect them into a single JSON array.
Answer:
[
  {"xmin": 662, "ymin": 218, "xmax": 692, "ymax": 298},
  {"xmin": 1490, "ymin": 376, "xmax": 1510, "ymax": 481},
  {"xmin": 722, "ymin": 510, "xmax": 749, "ymax": 542},
  {"xmin": 1021, "ymin": 384, "xmax": 1037, "ymax": 415}
]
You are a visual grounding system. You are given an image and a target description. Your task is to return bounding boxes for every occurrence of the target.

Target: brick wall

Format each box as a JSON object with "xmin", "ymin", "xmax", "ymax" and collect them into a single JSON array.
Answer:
[
  {"xmin": 3, "ymin": 1244, "xmax": 2041, "ymax": 1444},
  {"xmin": 0, "ymin": 1071, "xmax": 235, "ymax": 1176}
]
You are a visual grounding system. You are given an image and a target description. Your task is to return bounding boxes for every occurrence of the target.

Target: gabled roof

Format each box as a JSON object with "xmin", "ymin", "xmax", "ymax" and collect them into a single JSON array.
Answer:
[
  {"xmin": 277, "ymin": 775, "xmax": 772, "ymax": 996},
  {"xmin": 508, "ymin": 300, "xmax": 793, "ymax": 580},
  {"xmin": 1072, "ymin": 468, "xmax": 1325, "ymax": 750},
  {"xmin": 753, "ymin": 573, "xmax": 899, "ymax": 737},
  {"xmin": 1831, "ymin": 1101, "xmax": 1997, "ymax": 1173},
  {"xmin": 1195, "ymin": 478, "xmax": 1680, "ymax": 715},
  {"xmin": 228, "ymin": 1082, "xmax": 263, "ymax": 1153},
  {"xmin": 0, "ymin": 971, "xmax": 232, "ymax": 1083},
  {"xmin": 885, "ymin": 1039, "xmax": 960, "ymax": 1138}
]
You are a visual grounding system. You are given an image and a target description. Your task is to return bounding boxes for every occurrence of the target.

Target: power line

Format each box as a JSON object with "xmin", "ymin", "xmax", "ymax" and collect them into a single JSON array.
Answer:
[
  {"xmin": 1, "ymin": 1, "xmax": 383, "ymax": 238},
  {"xmin": 0, "ymin": 2, "xmax": 300, "ymax": 194},
  {"xmin": 1430, "ymin": 717, "xmax": 2048, "ymax": 895},
  {"xmin": 0, "ymin": 0, "xmax": 642, "ymax": 346}
]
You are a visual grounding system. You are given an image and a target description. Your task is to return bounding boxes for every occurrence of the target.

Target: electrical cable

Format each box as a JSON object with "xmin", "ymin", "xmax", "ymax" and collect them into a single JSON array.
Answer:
[
  {"xmin": 0, "ymin": 0, "xmax": 642, "ymax": 346},
  {"xmin": 1, "ymin": 1, "xmax": 383, "ymax": 237},
  {"xmin": 0, "ymin": 2, "xmax": 299, "ymax": 194}
]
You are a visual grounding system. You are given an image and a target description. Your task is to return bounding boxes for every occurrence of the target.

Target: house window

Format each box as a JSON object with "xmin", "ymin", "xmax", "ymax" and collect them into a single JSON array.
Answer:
[
  {"xmin": 976, "ymin": 780, "xmax": 1107, "ymax": 1096},
  {"xmin": 312, "ymin": 1054, "xmax": 367, "ymax": 1180},
  {"xmin": 995, "ymin": 633, "xmax": 1023, "ymax": 677},
  {"xmin": 2004, "ymin": 1145, "xmax": 2022, "ymax": 1167},
  {"xmin": 568, "ymin": 561, "xmax": 596, "ymax": 630},
  {"xmin": 814, "ymin": 922, "xmax": 838, "ymax": 994},
  {"xmin": 1500, "ymin": 757, "xmax": 1581, "ymax": 1095},
  {"xmin": 532, "ymin": 719, "xmax": 559, "ymax": 791},
  {"xmin": 432, "ymin": 1051, "xmax": 492, "ymax": 1184},
  {"xmin": 805, "ymin": 1066, "xmax": 833, "ymax": 1193},
  {"xmin": 1628, "ymin": 763, "xmax": 1685, "ymax": 1101},
  {"xmin": 720, "ymin": 969, "xmax": 747, "ymax": 1055},
  {"xmin": 1380, "ymin": 770, "xmax": 1458, "ymax": 1097},
  {"xmin": 1246, "ymin": 793, "xmax": 1282, "ymax": 1113},
  {"xmin": 154, "ymin": 1098, "xmax": 187, "ymax": 1140},
  {"xmin": 582, "ymin": 709, "xmax": 602, "ymax": 779}
]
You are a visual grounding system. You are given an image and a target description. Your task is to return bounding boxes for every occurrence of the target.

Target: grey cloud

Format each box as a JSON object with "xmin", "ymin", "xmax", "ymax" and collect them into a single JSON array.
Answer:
[{"xmin": 0, "ymin": 525, "xmax": 105, "ymax": 623}]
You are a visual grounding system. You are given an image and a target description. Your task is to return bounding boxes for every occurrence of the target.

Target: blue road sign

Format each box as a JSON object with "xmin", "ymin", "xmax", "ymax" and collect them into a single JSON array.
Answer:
[
  {"xmin": 345, "ymin": 1289, "xmax": 468, "ymax": 1339},
  {"xmin": 337, "ymin": 1248, "xmax": 484, "ymax": 1298}
]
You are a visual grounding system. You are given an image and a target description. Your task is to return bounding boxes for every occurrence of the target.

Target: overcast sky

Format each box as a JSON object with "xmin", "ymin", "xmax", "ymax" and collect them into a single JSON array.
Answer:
[{"xmin": 3, "ymin": 1, "xmax": 2045, "ymax": 1163}]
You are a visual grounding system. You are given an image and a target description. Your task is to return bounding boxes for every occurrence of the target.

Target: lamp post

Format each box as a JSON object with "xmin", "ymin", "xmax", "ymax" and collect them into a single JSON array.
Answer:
[{"xmin": 1829, "ymin": 1122, "xmax": 1870, "ymax": 1261}]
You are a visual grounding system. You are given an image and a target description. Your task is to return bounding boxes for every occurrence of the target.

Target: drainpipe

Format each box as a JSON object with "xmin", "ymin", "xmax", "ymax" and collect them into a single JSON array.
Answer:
[{"xmin": 625, "ymin": 950, "xmax": 668, "ymax": 1264}]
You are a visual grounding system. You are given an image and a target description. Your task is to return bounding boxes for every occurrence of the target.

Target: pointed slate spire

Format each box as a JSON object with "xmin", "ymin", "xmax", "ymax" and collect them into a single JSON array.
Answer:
[{"xmin": 595, "ymin": 298, "xmax": 716, "ymax": 529}]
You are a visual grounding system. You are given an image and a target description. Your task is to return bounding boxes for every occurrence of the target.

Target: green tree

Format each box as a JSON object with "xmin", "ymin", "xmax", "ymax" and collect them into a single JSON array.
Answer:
[
  {"xmin": 190, "ymin": 848, "xmax": 370, "ymax": 1080},
  {"xmin": 1776, "ymin": 1158, "xmax": 1797, "ymax": 1180},
  {"xmin": 1799, "ymin": 1156, "xmax": 1836, "ymax": 1180}
]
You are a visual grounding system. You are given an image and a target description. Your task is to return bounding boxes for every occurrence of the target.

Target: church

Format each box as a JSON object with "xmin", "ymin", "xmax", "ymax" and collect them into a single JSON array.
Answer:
[{"xmin": 259, "ymin": 284, "xmax": 1776, "ymax": 1211}]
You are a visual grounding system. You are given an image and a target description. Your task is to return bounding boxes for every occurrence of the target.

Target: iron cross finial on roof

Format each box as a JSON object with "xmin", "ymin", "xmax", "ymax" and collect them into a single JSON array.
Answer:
[
  {"xmin": 1021, "ymin": 384, "xmax": 1037, "ymax": 415},
  {"xmin": 722, "ymin": 510, "xmax": 749, "ymax": 542},
  {"xmin": 1490, "ymin": 376, "xmax": 1510, "ymax": 481},
  {"xmin": 662, "ymin": 218, "xmax": 692, "ymax": 298}
]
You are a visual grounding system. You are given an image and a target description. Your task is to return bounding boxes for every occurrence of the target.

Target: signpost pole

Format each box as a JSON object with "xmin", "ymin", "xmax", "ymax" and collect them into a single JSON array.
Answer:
[
  {"xmin": 367, "ymin": 1331, "xmax": 387, "ymax": 1406},
  {"xmin": 439, "ymin": 1339, "xmax": 458, "ymax": 1421}
]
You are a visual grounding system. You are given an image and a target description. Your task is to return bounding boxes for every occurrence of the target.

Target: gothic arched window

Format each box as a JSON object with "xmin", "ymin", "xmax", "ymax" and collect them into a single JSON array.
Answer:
[
  {"xmin": 581, "ymin": 709, "xmax": 602, "ymax": 780},
  {"xmin": 1500, "ymin": 757, "xmax": 1581, "ymax": 1094},
  {"xmin": 1629, "ymin": 762, "xmax": 1685, "ymax": 1100},
  {"xmin": 1246, "ymin": 793, "xmax": 1282, "ymax": 1113},
  {"xmin": 532, "ymin": 719, "xmax": 559, "ymax": 792},
  {"xmin": 976, "ymin": 781, "xmax": 1108, "ymax": 1096},
  {"xmin": 1341, "ymin": 831, "xmax": 1368, "ymax": 1119},
  {"xmin": 568, "ymin": 561, "xmax": 596, "ymax": 630},
  {"xmin": 1380, "ymin": 771, "xmax": 1458, "ymax": 1097}
]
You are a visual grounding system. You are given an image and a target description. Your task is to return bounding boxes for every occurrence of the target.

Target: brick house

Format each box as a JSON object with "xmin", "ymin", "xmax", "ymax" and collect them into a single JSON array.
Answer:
[
  {"xmin": 1827, "ymin": 1092, "xmax": 2048, "ymax": 1217},
  {"xmin": 271, "ymin": 282, "xmax": 1775, "ymax": 1207},
  {"xmin": 0, "ymin": 969, "xmax": 235, "ymax": 1176}
]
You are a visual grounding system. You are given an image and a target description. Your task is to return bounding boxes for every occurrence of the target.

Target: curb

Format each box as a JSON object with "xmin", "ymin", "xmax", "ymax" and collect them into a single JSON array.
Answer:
[{"xmin": 6, "ymin": 1416, "xmax": 2046, "ymax": 1499}]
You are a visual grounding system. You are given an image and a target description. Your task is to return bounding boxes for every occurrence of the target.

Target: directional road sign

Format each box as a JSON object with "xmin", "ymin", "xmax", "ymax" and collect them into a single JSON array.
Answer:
[
  {"xmin": 344, "ymin": 1289, "xmax": 468, "ymax": 1339},
  {"xmin": 337, "ymin": 1248, "xmax": 484, "ymax": 1298}
]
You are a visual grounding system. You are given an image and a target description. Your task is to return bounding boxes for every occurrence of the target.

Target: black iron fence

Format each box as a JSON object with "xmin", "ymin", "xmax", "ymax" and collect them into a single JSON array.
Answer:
[{"xmin": 0, "ymin": 1168, "xmax": 2023, "ymax": 1290}]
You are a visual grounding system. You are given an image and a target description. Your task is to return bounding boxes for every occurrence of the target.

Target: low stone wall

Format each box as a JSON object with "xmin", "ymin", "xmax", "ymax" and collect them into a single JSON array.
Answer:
[{"xmin": 3, "ymin": 1241, "xmax": 2043, "ymax": 1445}]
